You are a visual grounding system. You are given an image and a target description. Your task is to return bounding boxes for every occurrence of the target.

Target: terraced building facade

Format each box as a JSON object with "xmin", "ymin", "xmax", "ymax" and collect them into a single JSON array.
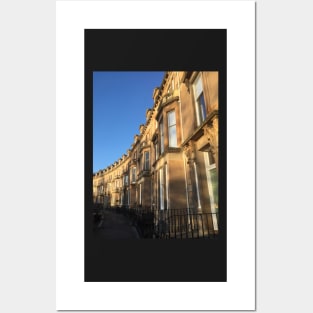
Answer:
[{"xmin": 93, "ymin": 71, "xmax": 219, "ymax": 232}]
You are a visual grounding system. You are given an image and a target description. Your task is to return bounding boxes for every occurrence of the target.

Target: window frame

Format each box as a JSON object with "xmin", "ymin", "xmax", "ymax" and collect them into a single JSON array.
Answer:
[
  {"xmin": 144, "ymin": 150, "xmax": 150, "ymax": 171},
  {"xmin": 193, "ymin": 73, "xmax": 207, "ymax": 126},
  {"xmin": 167, "ymin": 110, "xmax": 177, "ymax": 147},
  {"xmin": 203, "ymin": 151, "xmax": 219, "ymax": 230},
  {"xmin": 131, "ymin": 166, "xmax": 136, "ymax": 183}
]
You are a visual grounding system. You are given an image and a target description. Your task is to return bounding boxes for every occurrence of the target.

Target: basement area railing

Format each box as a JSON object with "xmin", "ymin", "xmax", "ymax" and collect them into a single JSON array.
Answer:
[{"xmin": 115, "ymin": 206, "xmax": 219, "ymax": 239}]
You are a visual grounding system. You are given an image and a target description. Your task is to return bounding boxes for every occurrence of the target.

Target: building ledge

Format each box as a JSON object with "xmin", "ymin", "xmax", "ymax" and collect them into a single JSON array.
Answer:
[
  {"xmin": 138, "ymin": 170, "xmax": 151, "ymax": 179},
  {"xmin": 139, "ymin": 143, "xmax": 150, "ymax": 153},
  {"xmin": 182, "ymin": 110, "xmax": 218, "ymax": 146},
  {"xmin": 166, "ymin": 147, "xmax": 181, "ymax": 153}
]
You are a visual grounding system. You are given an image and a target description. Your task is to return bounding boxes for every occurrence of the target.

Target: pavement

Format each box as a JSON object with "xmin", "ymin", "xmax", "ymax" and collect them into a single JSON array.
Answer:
[{"xmin": 93, "ymin": 209, "xmax": 140, "ymax": 239}]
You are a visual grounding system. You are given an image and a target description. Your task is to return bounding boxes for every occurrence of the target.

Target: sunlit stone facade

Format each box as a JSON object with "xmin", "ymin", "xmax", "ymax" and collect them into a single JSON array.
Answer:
[{"xmin": 93, "ymin": 71, "xmax": 219, "ymax": 219}]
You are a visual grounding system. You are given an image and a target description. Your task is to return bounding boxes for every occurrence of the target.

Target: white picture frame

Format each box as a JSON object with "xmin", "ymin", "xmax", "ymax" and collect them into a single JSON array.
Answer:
[{"xmin": 56, "ymin": 1, "xmax": 255, "ymax": 310}]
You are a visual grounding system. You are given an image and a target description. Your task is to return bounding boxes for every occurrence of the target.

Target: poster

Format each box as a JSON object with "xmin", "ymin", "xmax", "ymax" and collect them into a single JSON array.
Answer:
[{"xmin": 56, "ymin": 1, "xmax": 255, "ymax": 310}]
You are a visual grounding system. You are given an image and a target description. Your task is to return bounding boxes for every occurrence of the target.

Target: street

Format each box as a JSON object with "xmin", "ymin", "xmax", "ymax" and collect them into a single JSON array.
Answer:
[{"xmin": 93, "ymin": 209, "xmax": 140, "ymax": 239}]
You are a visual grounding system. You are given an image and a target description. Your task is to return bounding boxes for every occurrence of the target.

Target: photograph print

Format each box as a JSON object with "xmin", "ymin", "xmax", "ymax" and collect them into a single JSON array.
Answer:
[{"xmin": 85, "ymin": 29, "xmax": 227, "ymax": 282}]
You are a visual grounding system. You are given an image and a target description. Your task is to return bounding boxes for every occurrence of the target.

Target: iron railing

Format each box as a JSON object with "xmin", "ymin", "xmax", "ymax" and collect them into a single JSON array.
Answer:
[{"xmin": 117, "ymin": 207, "xmax": 219, "ymax": 239}]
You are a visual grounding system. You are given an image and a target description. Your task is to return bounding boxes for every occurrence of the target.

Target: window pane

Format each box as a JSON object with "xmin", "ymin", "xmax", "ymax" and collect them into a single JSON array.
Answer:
[
  {"xmin": 198, "ymin": 93, "xmax": 206, "ymax": 122},
  {"xmin": 168, "ymin": 111, "xmax": 177, "ymax": 147},
  {"xmin": 145, "ymin": 151, "xmax": 149, "ymax": 170},
  {"xmin": 168, "ymin": 110, "xmax": 176, "ymax": 126},
  {"xmin": 132, "ymin": 167, "xmax": 136, "ymax": 182},
  {"xmin": 169, "ymin": 125, "xmax": 177, "ymax": 147},
  {"xmin": 194, "ymin": 74, "xmax": 203, "ymax": 98}
]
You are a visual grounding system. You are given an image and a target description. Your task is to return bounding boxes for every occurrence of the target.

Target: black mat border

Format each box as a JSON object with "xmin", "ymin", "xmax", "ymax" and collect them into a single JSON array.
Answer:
[{"xmin": 84, "ymin": 29, "xmax": 227, "ymax": 282}]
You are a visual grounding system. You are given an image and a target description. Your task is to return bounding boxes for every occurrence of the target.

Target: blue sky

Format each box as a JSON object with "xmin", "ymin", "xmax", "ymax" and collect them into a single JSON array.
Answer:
[{"xmin": 93, "ymin": 71, "xmax": 165, "ymax": 173}]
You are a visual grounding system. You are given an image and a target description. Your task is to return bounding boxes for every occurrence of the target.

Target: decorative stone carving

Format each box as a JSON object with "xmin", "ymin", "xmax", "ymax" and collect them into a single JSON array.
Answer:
[
  {"xmin": 203, "ymin": 117, "xmax": 219, "ymax": 163},
  {"xmin": 183, "ymin": 142, "xmax": 196, "ymax": 162},
  {"xmin": 183, "ymin": 144, "xmax": 191, "ymax": 159}
]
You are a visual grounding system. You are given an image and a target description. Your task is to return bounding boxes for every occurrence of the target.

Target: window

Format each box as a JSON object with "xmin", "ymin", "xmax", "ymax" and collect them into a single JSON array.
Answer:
[
  {"xmin": 193, "ymin": 74, "xmax": 207, "ymax": 125},
  {"xmin": 124, "ymin": 175, "xmax": 128, "ymax": 186},
  {"xmin": 167, "ymin": 110, "xmax": 177, "ymax": 147},
  {"xmin": 204, "ymin": 150, "xmax": 218, "ymax": 231},
  {"xmin": 159, "ymin": 117, "xmax": 164, "ymax": 154},
  {"xmin": 144, "ymin": 151, "xmax": 150, "ymax": 170},
  {"xmin": 155, "ymin": 142, "xmax": 159, "ymax": 160},
  {"xmin": 131, "ymin": 167, "xmax": 136, "ymax": 183}
]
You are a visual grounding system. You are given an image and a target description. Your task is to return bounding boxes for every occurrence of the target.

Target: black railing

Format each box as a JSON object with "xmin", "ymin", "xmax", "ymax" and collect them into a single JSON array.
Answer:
[
  {"xmin": 157, "ymin": 211, "xmax": 219, "ymax": 239},
  {"xmin": 122, "ymin": 207, "xmax": 219, "ymax": 239}
]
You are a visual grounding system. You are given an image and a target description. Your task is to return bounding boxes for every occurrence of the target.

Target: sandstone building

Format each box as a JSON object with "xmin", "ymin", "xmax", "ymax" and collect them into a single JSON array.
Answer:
[{"xmin": 93, "ymin": 71, "xmax": 219, "ymax": 232}]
